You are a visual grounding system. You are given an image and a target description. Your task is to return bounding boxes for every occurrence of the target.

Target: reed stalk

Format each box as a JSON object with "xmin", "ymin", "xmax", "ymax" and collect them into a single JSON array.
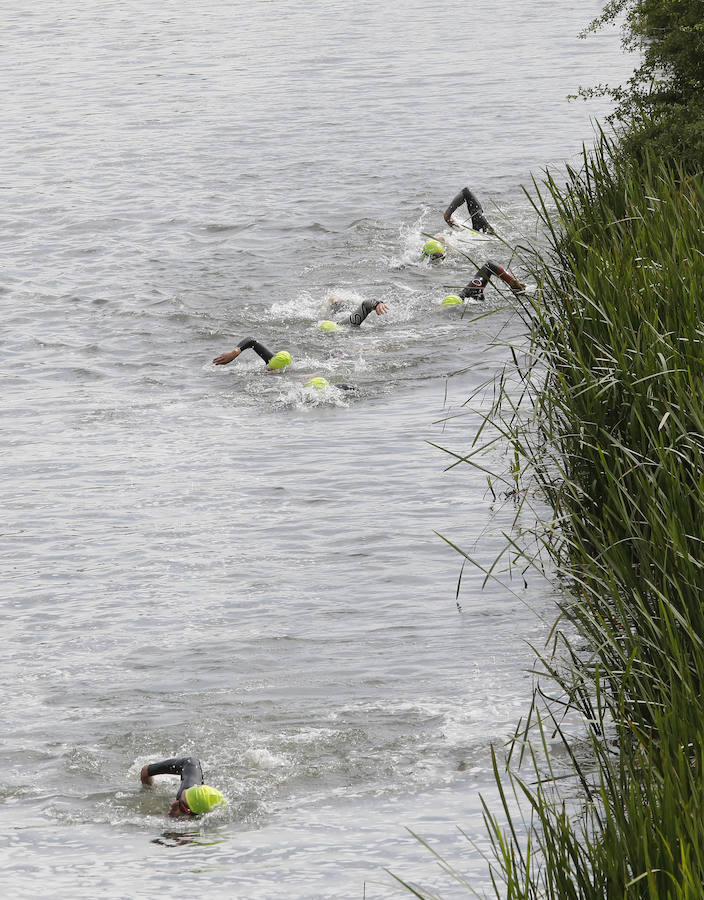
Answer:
[{"xmin": 399, "ymin": 138, "xmax": 704, "ymax": 897}]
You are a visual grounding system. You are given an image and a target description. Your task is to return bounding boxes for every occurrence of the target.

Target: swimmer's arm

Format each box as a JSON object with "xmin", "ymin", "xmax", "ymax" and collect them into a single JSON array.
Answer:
[
  {"xmin": 213, "ymin": 347, "xmax": 243, "ymax": 366},
  {"xmin": 141, "ymin": 757, "xmax": 189, "ymax": 783},
  {"xmin": 459, "ymin": 279, "xmax": 484, "ymax": 300},
  {"xmin": 445, "ymin": 187, "xmax": 489, "ymax": 231},
  {"xmin": 444, "ymin": 190, "xmax": 467, "ymax": 229},
  {"xmin": 341, "ymin": 299, "xmax": 388, "ymax": 327},
  {"xmin": 217, "ymin": 337, "xmax": 274, "ymax": 366},
  {"xmin": 472, "ymin": 213, "xmax": 495, "ymax": 235}
]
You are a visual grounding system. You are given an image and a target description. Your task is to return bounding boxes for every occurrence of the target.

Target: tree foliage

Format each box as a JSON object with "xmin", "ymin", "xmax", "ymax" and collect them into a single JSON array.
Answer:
[{"xmin": 583, "ymin": 0, "xmax": 704, "ymax": 169}]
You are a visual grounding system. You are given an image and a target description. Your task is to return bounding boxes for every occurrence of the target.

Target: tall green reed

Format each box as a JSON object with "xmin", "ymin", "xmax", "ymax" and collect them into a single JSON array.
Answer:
[{"xmin": 400, "ymin": 140, "xmax": 704, "ymax": 897}]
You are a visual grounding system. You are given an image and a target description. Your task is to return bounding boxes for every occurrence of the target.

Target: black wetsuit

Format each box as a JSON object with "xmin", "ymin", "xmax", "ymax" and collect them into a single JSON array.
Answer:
[
  {"xmin": 235, "ymin": 337, "xmax": 275, "ymax": 365},
  {"xmin": 328, "ymin": 297, "xmax": 384, "ymax": 327},
  {"xmin": 233, "ymin": 299, "xmax": 381, "ymax": 366},
  {"xmin": 459, "ymin": 260, "xmax": 509, "ymax": 301},
  {"xmin": 232, "ymin": 300, "xmax": 381, "ymax": 389},
  {"xmin": 445, "ymin": 187, "xmax": 493, "ymax": 234},
  {"xmin": 146, "ymin": 756, "xmax": 204, "ymax": 800}
]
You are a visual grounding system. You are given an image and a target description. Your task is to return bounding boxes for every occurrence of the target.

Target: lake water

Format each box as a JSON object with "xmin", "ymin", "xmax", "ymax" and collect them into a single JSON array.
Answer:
[{"xmin": 1, "ymin": 2, "xmax": 633, "ymax": 897}]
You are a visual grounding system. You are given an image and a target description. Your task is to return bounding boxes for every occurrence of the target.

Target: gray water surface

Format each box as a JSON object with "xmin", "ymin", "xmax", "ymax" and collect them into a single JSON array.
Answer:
[{"xmin": 2, "ymin": 2, "xmax": 633, "ymax": 897}]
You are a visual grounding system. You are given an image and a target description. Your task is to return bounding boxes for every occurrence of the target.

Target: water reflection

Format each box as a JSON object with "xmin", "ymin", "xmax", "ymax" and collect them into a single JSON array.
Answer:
[{"xmin": 151, "ymin": 830, "xmax": 226, "ymax": 849}]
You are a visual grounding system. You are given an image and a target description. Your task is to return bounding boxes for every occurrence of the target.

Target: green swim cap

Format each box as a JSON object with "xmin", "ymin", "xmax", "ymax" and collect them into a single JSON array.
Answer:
[
  {"xmin": 442, "ymin": 294, "xmax": 463, "ymax": 306},
  {"xmin": 318, "ymin": 320, "xmax": 342, "ymax": 333},
  {"xmin": 184, "ymin": 785, "xmax": 226, "ymax": 815},
  {"xmin": 267, "ymin": 350, "xmax": 292, "ymax": 370},
  {"xmin": 423, "ymin": 239, "xmax": 445, "ymax": 258},
  {"xmin": 306, "ymin": 377, "xmax": 329, "ymax": 390}
]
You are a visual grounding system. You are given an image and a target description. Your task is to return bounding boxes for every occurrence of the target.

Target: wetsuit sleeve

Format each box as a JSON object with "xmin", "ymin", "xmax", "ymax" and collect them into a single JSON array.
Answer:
[
  {"xmin": 459, "ymin": 260, "xmax": 494, "ymax": 300},
  {"xmin": 445, "ymin": 187, "xmax": 481, "ymax": 219},
  {"xmin": 470, "ymin": 211, "xmax": 492, "ymax": 233},
  {"xmin": 146, "ymin": 756, "xmax": 204, "ymax": 799},
  {"xmin": 458, "ymin": 260, "xmax": 508, "ymax": 299},
  {"xmin": 482, "ymin": 260, "xmax": 502, "ymax": 278},
  {"xmin": 445, "ymin": 187, "xmax": 493, "ymax": 233},
  {"xmin": 459, "ymin": 281, "xmax": 484, "ymax": 301},
  {"xmin": 338, "ymin": 298, "xmax": 381, "ymax": 327},
  {"xmin": 235, "ymin": 337, "xmax": 274, "ymax": 365}
]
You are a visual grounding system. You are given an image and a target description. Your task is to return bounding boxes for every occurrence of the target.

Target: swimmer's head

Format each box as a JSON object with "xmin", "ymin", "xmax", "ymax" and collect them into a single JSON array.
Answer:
[
  {"xmin": 183, "ymin": 785, "xmax": 227, "ymax": 815},
  {"xmin": 318, "ymin": 320, "xmax": 342, "ymax": 333},
  {"xmin": 306, "ymin": 377, "xmax": 329, "ymax": 390},
  {"xmin": 267, "ymin": 350, "xmax": 292, "ymax": 370},
  {"xmin": 422, "ymin": 239, "xmax": 446, "ymax": 261},
  {"xmin": 441, "ymin": 294, "xmax": 463, "ymax": 306}
]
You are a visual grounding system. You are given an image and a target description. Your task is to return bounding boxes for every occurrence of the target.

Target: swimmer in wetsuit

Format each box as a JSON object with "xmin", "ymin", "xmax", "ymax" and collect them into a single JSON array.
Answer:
[
  {"xmin": 458, "ymin": 260, "xmax": 526, "ymax": 301},
  {"xmin": 140, "ymin": 756, "xmax": 226, "ymax": 818},
  {"xmin": 444, "ymin": 187, "xmax": 494, "ymax": 234},
  {"xmin": 213, "ymin": 337, "xmax": 289, "ymax": 368},
  {"xmin": 326, "ymin": 294, "xmax": 389, "ymax": 325},
  {"xmin": 212, "ymin": 297, "xmax": 388, "ymax": 366}
]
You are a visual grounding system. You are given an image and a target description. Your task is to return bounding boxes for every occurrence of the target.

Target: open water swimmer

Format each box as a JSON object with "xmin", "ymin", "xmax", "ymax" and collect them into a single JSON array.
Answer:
[
  {"xmin": 443, "ymin": 186, "xmax": 495, "ymax": 234},
  {"xmin": 325, "ymin": 294, "xmax": 389, "ymax": 325},
  {"xmin": 213, "ymin": 339, "xmax": 292, "ymax": 369},
  {"xmin": 456, "ymin": 259, "xmax": 526, "ymax": 301},
  {"xmin": 212, "ymin": 297, "xmax": 387, "ymax": 367},
  {"xmin": 140, "ymin": 757, "xmax": 226, "ymax": 818}
]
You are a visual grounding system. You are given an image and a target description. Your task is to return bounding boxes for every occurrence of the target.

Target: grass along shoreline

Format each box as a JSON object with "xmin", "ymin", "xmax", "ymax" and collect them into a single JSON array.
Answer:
[
  {"xmin": 475, "ymin": 142, "xmax": 704, "ymax": 895},
  {"xmin": 396, "ymin": 0, "xmax": 704, "ymax": 886},
  {"xmin": 395, "ymin": 139, "xmax": 704, "ymax": 897}
]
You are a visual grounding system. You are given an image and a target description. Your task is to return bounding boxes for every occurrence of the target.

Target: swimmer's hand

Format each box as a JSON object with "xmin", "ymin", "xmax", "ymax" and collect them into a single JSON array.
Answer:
[
  {"xmin": 444, "ymin": 213, "xmax": 459, "ymax": 230},
  {"xmin": 375, "ymin": 302, "xmax": 389, "ymax": 316},
  {"xmin": 140, "ymin": 765, "xmax": 155, "ymax": 786},
  {"xmin": 213, "ymin": 347, "xmax": 242, "ymax": 366}
]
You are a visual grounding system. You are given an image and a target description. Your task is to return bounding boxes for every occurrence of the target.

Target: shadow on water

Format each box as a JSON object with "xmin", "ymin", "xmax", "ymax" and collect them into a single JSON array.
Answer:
[{"xmin": 152, "ymin": 830, "xmax": 227, "ymax": 849}]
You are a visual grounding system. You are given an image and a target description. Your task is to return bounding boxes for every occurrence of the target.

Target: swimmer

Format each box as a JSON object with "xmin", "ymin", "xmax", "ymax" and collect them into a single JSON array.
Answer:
[
  {"xmin": 213, "ymin": 298, "xmax": 387, "ymax": 366},
  {"xmin": 213, "ymin": 339, "xmax": 291, "ymax": 368},
  {"xmin": 140, "ymin": 756, "xmax": 226, "ymax": 818},
  {"xmin": 443, "ymin": 187, "xmax": 494, "ymax": 234},
  {"xmin": 326, "ymin": 294, "xmax": 389, "ymax": 325},
  {"xmin": 422, "ymin": 237, "xmax": 446, "ymax": 261},
  {"xmin": 458, "ymin": 260, "xmax": 526, "ymax": 301}
]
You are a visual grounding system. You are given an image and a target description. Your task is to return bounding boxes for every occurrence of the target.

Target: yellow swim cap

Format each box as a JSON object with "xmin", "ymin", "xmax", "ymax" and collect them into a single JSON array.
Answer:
[
  {"xmin": 268, "ymin": 350, "xmax": 292, "ymax": 370},
  {"xmin": 318, "ymin": 320, "xmax": 342, "ymax": 333},
  {"xmin": 184, "ymin": 785, "xmax": 226, "ymax": 815},
  {"xmin": 423, "ymin": 239, "xmax": 445, "ymax": 258},
  {"xmin": 306, "ymin": 377, "xmax": 329, "ymax": 390},
  {"xmin": 442, "ymin": 294, "xmax": 463, "ymax": 306}
]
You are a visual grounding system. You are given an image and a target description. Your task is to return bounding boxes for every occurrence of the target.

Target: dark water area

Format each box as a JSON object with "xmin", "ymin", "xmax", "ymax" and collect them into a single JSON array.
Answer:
[{"xmin": 1, "ymin": 1, "xmax": 634, "ymax": 896}]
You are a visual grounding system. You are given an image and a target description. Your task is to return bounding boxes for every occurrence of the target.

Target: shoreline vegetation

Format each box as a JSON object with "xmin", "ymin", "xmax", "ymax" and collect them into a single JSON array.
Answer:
[{"xmin": 397, "ymin": 0, "xmax": 704, "ymax": 895}]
